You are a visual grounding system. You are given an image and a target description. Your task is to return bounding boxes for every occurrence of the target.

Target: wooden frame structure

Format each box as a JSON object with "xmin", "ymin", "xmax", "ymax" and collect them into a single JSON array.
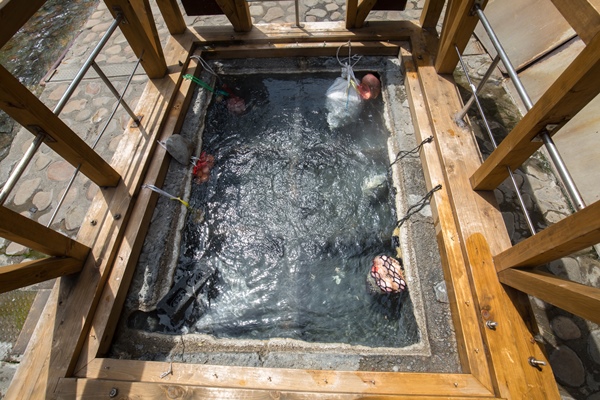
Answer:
[{"xmin": 1, "ymin": 0, "xmax": 599, "ymax": 398}]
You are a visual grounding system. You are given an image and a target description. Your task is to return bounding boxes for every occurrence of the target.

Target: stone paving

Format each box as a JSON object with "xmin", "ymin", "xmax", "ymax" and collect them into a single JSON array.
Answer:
[{"xmin": 0, "ymin": 1, "xmax": 599, "ymax": 398}]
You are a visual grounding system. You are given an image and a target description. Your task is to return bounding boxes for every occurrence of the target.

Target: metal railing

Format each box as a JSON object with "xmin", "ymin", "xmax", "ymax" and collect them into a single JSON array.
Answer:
[
  {"xmin": 0, "ymin": 13, "xmax": 141, "ymax": 227},
  {"xmin": 454, "ymin": 3, "xmax": 589, "ymax": 238}
]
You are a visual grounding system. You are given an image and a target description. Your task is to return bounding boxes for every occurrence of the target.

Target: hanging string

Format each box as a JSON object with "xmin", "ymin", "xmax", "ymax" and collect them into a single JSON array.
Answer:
[
  {"xmin": 390, "ymin": 136, "xmax": 433, "ymax": 167},
  {"xmin": 396, "ymin": 184, "xmax": 442, "ymax": 228}
]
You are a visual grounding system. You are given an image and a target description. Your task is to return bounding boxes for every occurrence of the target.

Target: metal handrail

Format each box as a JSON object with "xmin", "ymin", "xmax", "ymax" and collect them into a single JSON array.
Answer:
[
  {"xmin": 472, "ymin": 4, "xmax": 587, "ymax": 212},
  {"xmin": 0, "ymin": 13, "xmax": 141, "ymax": 225}
]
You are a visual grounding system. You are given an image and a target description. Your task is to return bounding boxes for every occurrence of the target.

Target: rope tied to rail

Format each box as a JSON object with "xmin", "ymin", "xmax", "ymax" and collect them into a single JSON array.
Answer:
[
  {"xmin": 396, "ymin": 184, "xmax": 442, "ymax": 228},
  {"xmin": 390, "ymin": 136, "xmax": 434, "ymax": 167}
]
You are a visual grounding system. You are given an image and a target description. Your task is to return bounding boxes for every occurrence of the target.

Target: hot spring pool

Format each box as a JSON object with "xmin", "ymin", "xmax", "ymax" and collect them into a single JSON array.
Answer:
[{"xmin": 115, "ymin": 57, "xmax": 459, "ymax": 372}]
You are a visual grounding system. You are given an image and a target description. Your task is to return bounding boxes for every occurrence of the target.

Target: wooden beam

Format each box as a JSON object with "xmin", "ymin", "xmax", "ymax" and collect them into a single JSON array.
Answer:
[
  {"xmin": 203, "ymin": 40, "xmax": 402, "ymax": 59},
  {"xmin": 0, "ymin": 65, "xmax": 120, "ymax": 187},
  {"xmin": 190, "ymin": 20, "xmax": 417, "ymax": 44},
  {"xmin": 130, "ymin": 0, "xmax": 166, "ymax": 64},
  {"xmin": 214, "ymin": 0, "xmax": 252, "ymax": 32},
  {"xmin": 0, "ymin": 206, "xmax": 89, "ymax": 261},
  {"xmin": 402, "ymin": 44, "xmax": 493, "ymax": 391},
  {"xmin": 75, "ymin": 358, "xmax": 494, "ymax": 397},
  {"xmin": 355, "ymin": 0, "xmax": 378, "ymax": 29},
  {"xmin": 0, "ymin": 0, "xmax": 45, "ymax": 48},
  {"xmin": 0, "ymin": 257, "xmax": 82, "ymax": 294},
  {"xmin": 74, "ymin": 55, "xmax": 199, "ymax": 370},
  {"xmin": 495, "ymin": 200, "xmax": 600, "ymax": 271},
  {"xmin": 499, "ymin": 269, "xmax": 600, "ymax": 325},
  {"xmin": 420, "ymin": 0, "xmax": 446, "ymax": 30},
  {"xmin": 471, "ymin": 29, "xmax": 600, "ymax": 190},
  {"xmin": 5, "ymin": 32, "xmax": 195, "ymax": 400},
  {"xmin": 156, "ymin": 0, "xmax": 186, "ymax": 34},
  {"xmin": 234, "ymin": 0, "xmax": 252, "ymax": 32},
  {"xmin": 550, "ymin": 0, "xmax": 600, "ymax": 45},
  {"xmin": 435, "ymin": 0, "xmax": 488, "ymax": 74},
  {"xmin": 346, "ymin": 0, "xmax": 359, "ymax": 28},
  {"xmin": 56, "ymin": 377, "xmax": 499, "ymax": 400},
  {"xmin": 103, "ymin": 0, "xmax": 167, "ymax": 78},
  {"xmin": 414, "ymin": 30, "xmax": 560, "ymax": 399}
]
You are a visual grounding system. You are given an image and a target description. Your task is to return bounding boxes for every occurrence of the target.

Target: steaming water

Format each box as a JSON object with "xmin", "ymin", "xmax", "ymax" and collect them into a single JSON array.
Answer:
[{"xmin": 173, "ymin": 73, "xmax": 418, "ymax": 348}]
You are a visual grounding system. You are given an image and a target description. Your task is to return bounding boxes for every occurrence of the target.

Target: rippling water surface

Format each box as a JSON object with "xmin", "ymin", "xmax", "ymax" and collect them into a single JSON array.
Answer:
[{"xmin": 173, "ymin": 73, "xmax": 418, "ymax": 348}]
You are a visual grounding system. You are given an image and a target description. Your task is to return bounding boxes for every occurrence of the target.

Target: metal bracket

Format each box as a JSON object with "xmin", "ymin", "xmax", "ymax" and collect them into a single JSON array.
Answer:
[
  {"xmin": 112, "ymin": 7, "xmax": 127, "ymax": 24},
  {"xmin": 470, "ymin": 0, "xmax": 485, "ymax": 15},
  {"xmin": 26, "ymin": 125, "xmax": 56, "ymax": 143}
]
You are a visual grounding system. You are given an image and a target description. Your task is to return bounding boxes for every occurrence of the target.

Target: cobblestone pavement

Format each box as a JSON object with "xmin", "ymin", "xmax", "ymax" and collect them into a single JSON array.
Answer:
[{"xmin": 0, "ymin": 1, "xmax": 598, "ymax": 399}]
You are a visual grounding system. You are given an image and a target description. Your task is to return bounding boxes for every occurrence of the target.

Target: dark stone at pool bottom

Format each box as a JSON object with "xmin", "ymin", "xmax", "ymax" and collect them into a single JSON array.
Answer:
[{"xmin": 126, "ymin": 73, "xmax": 419, "ymax": 349}]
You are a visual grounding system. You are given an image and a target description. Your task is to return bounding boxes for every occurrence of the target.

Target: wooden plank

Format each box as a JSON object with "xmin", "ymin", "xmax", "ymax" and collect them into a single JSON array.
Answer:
[
  {"xmin": 346, "ymin": 0, "xmax": 359, "ymax": 28},
  {"xmin": 0, "ymin": 0, "xmax": 45, "ymax": 48},
  {"xmin": 0, "ymin": 64, "xmax": 120, "ymax": 188},
  {"xmin": 0, "ymin": 257, "xmax": 82, "ymax": 294},
  {"xmin": 103, "ymin": 0, "xmax": 167, "ymax": 78},
  {"xmin": 202, "ymin": 41, "xmax": 402, "ymax": 59},
  {"xmin": 73, "ymin": 56, "xmax": 199, "ymax": 371},
  {"xmin": 499, "ymin": 269, "xmax": 600, "ymax": 325},
  {"xmin": 550, "ymin": 0, "xmax": 600, "ymax": 45},
  {"xmin": 355, "ymin": 0, "xmax": 378, "ymax": 29},
  {"xmin": 471, "ymin": 29, "xmax": 600, "ymax": 190},
  {"xmin": 130, "ymin": 0, "xmax": 166, "ymax": 63},
  {"xmin": 414, "ymin": 30, "xmax": 560, "ymax": 399},
  {"xmin": 56, "ymin": 377, "xmax": 501, "ymax": 400},
  {"xmin": 495, "ymin": 200, "xmax": 600, "ymax": 271},
  {"xmin": 4, "ymin": 32, "xmax": 195, "ymax": 400},
  {"xmin": 0, "ymin": 206, "xmax": 89, "ymax": 260},
  {"xmin": 435, "ymin": 0, "xmax": 488, "ymax": 73},
  {"xmin": 156, "ymin": 0, "xmax": 186, "ymax": 35},
  {"xmin": 191, "ymin": 20, "xmax": 417, "ymax": 44},
  {"xmin": 402, "ymin": 44, "xmax": 494, "ymax": 392},
  {"xmin": 420, "ymin": 0, "xmax": 446, "ymax": 30},
  {"xmin": 473, "ymin": 0, "xmax": 576, "ymax": 73},
  {"xmin": 76, "ymin": 358, "xmax": 494, "ymax": 397}
]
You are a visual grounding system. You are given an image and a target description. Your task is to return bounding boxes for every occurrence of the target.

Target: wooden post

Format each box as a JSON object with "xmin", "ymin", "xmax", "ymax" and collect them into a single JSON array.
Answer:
[
  {"xmin": 435, "ymin": 0, "xmax": 487, "ymax": 74},
  {"xmin": 420, "ymin": 0, "xmax": 446, "ymax": 31},
  {"xmin": 156, "ymin": 0, "xmax": 186, "ymax": 35},
  {"xmin": 130, "ymin": 0, "xmax": 166, "ymax": 64},
  {"xmin": 0, "ymin": 65, "xmax": 121, "ymax": 187},
  {"xmin": 346, "ymin": 0, "xmax": 359, "ymax": 28},
  {"xmin": 550, "ymin": 0, "xmax": 600, "ymax": 45},
  {"xmin": 0, "ymin": 257, "xmax": 84, "ymax": 294},
  {"xmin": 494, "ymin": 200, "xmax": 600, "ymax": 271},
  {"xmin": 103, "ymin": 0, "xmax": 167, "ymax": 78},
  {"xmin": 0, "ymin": 206, "xmax": 90, "ymax": 261},
  {"xmin": 0, "ymin": 0, "xmax": 45, "ymax": 48},
  {"xmin": 471, "ymin": 30, "xmax": 600, "ymax": 190},
  {"xmin": 499, "ymin": 269, "xmax": 600, "ymax": 324},
  {"xmin": 355, "ymin": 0, "xmax": 378, "ymax": 28},
  {"xmin": 214, "ymin": 0, "xmax": 252, "ymax": 32}
]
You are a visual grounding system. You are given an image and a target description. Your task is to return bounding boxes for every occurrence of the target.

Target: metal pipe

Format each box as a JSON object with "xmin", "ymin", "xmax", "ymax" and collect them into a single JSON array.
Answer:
[
  {"xmin": 47, "ymin": 54, "xmax": 142, "ymax": 227},
  {"xmin": 474, "ymin": 5, "xmax": 533, "ymax": 110},
  {"xmin": 541, "ymin": 132, "xmax": 586, "ymax": 210},
  {"xmin": 53, "ymin": 15, "xmax": 122, "ymax": 115},
  {"xmin": 455, "ymin": 55, "xmax": 501, "ymax": 123},
  {"xmin": 293, "ymin": 0, "xmax": 303, "ymax": 28},
  {"xmin": 474, "ymin": 5, "xmax": 586, "ymax": 212},
  {"xmin": 91, "ymin": 62, "xmax": 140, "ymax": 124},
  {"xmin": 0, "ymin": 133, "xmax": 46, "ymax": 206},
  {"xmin": 455, "ymin": 45, "xmax": 536, "ymax": 235}
]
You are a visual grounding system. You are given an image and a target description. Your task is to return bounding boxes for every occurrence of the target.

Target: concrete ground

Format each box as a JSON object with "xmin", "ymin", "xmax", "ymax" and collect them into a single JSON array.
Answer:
[{"xmin": 0, "ymin": 0, "xmax": 598, "ymax": 398}]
